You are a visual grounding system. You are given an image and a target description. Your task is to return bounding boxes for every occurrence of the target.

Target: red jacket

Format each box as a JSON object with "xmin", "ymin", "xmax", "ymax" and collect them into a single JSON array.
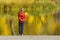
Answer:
[{"xmin": 18, "ymin": 12, "xmax": 26, "ymax": 22}]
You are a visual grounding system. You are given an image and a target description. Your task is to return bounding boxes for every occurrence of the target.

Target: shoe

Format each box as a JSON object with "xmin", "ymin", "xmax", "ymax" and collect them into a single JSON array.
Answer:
[{"xmin": 21, "ymin": 34, "xmax": 23, "ymax": 36}]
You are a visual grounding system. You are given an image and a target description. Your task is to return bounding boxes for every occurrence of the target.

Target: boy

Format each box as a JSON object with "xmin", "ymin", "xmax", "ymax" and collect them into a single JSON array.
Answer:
[{"xmin": 18, "ymin": 8, "xmax": 27, "ymax": 35}]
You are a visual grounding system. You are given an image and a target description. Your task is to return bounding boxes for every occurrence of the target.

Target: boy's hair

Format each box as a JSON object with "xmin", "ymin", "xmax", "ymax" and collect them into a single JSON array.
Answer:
[{"xmin": 20, "ymin": 8, "xmax": 24, "ymax": 11}]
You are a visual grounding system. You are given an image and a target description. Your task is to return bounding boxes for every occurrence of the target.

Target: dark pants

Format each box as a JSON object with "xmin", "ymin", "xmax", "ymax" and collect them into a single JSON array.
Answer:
[{"xmin": 19, "ymin": 21, "xmax": 24, "ymax": 35}]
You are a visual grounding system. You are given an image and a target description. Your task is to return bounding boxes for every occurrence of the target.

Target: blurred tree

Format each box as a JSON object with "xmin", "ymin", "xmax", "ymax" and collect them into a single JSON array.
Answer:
[
  {"xmin": 53, "ymin": 10, "xmax": 60, "ymax": 23},
  {"xmin": 8, "ymin": 3, "xmax": 15, "ymax": 15},
  {"xmin": 3, "ymin": 4, "xmax": 7, "ymax": 14},
  {"xmin": 0, "ymin": 3, "xmax": 1, "ymax": 13}
]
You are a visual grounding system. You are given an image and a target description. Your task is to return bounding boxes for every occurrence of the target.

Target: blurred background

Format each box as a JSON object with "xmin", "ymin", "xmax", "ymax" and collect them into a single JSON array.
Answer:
[{"xmin": 0, "ymin": 0, "xmax": 60, "ymax": 35}]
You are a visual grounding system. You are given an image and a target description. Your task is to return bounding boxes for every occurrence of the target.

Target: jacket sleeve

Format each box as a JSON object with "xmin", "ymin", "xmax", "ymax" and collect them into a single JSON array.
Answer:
[{"xmin": 18, "ymin": 13, "xmax": 23, "ymax": 21}]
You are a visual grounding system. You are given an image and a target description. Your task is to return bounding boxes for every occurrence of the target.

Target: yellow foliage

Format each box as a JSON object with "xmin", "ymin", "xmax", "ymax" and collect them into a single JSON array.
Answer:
[
  {"xmin": 28, "ymin": 15, "xmax": 34, "ymax": 24},
  {"xmin": 35, "ymin": 22, "xmax": 43, "ymax": 34},
  {"xmin": 41, "ymin": 15, "xmax": 45, "ymax": 23},
  {"xmin": 0, "ymin": 18, "xmax": 11, "ymax": 35},
  {"xmin": 47, "ymin": 21, "xmax": 56, "ymax": 34},
  {"xmin": 47, "ymin": 15, "xmax": 57, "ymax": 34}
]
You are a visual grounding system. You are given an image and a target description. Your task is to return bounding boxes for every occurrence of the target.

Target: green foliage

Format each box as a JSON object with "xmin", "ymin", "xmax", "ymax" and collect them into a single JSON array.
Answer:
[{"xmin": 0, "ymin": 2, "xmax": 57, "ymax": 16}]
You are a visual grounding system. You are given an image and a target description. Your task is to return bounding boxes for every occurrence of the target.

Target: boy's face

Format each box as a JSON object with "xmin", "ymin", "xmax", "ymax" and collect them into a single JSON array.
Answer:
[{"xmin": 21, "ymin": 10, "xmax": 24, "ymax": 12}]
